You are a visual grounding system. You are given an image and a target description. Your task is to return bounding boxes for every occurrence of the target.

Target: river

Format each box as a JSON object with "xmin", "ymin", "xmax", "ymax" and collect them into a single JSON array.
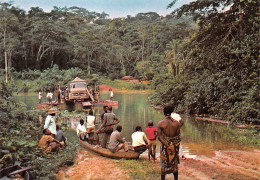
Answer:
[{"xmin": 15, "ymin": 92, "xmax": 256, "ymax": 158}]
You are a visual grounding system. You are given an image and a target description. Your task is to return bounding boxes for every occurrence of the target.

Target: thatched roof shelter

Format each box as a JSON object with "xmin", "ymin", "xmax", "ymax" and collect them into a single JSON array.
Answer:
[
  {"xmin": 71, "ymin": 77, "xmax": 85, "ymax": 82},
  {"xmin": 121, "ymin": 76, "xmax": 134, "ymax": 80}
]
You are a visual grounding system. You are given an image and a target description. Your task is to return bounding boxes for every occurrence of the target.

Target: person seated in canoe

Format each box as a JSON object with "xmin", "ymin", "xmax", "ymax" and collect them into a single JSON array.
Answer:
[
  {"xmin": 108, "ymin": 125, "xmax": 128, "ymax": 153},
  {"xmin": 86, "ymin": 110, "xmax": 96, "ymax": 144},
  {"xmin": 146, "ymin": 120, "xmax": 158, "ymax": 162},
  {"xmin": 39, "ymin": 128, "xmax": 63, "ymax": 153},
  {"xmin": 55, "ymin": 125, "xmax": 67, "ymax": 147},
  {"xmin": 131, "ymin": 126, "xmax": 148, "ymax": 153},
  {"xmin": 77, "ymin": 119, "xmax": 88, "ymax": 141},
  {"xmin": 95, "ymin": 106, "xmax": 120, "ymax": 148}
]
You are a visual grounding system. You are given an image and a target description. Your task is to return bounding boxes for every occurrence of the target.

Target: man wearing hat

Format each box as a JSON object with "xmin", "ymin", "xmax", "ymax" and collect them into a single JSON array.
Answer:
[{"xmin": 44, "ymin": 108, "xmax": 57, "ymax": 137}]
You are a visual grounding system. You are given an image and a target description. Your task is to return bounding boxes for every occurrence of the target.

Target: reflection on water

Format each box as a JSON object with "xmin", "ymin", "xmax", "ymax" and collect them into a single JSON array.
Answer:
[{"xmin": 15, "ymin": 92, "xmax": 256, "ymax": 158}]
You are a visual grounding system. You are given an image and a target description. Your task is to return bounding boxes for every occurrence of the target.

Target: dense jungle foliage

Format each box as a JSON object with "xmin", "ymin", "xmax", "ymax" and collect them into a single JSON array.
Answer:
[
  {"xmin": 0, "ymin": 80, "xmax": 79, "ymax": 179},
  {"xmin": 151, "ymin": 0, "xmax": 259, "ymax": 124},
  {"xmin": 0, "ymin": 0, "xmax": 259, "ymax": 124},
  {"xmin": 0, "ymin": 2, "xmax": 192, "ymax": 79}
]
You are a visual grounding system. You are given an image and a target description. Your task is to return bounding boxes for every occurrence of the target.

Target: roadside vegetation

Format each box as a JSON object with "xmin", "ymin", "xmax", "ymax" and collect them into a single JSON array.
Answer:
[
  {"xmin": 150, "ymin": 0, "xmax": 259, "ymax": 125},
  {"xmin": 0, "ymin": 79, "xmax": 79, "ymax": 179},
  {"xmin": 1, "ymin": 1, "xmax": 258, "ymax": 124},
  {"xmin": 0, "ymin": 1, "xmax": 259, "ymax": 179}
]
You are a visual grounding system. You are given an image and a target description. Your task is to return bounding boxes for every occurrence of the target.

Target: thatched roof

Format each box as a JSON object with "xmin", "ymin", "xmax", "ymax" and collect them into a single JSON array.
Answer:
[
  {"xmin": 71, "ymin": 77, "xmax": 86, "ymax": 82},
  {"xmin": 121, "ymin": 76, "xmax": 134, "ymax": 80}
]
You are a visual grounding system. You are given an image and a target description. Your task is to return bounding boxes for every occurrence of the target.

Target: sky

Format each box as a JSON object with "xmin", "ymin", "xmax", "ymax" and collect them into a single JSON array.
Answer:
[{"xmin": 2, "ymin": 0, "xmax": 194, "ymax": 18}]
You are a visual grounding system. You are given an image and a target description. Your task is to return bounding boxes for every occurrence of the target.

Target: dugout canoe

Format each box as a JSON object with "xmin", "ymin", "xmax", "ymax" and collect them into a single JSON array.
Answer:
[
  {"xmin": 79, "ymin": 140, "xmax": 140, "ymax": 160},
  {"xmin": 0, "ymin": 165, "xmax": 30, "ymax": 180}
]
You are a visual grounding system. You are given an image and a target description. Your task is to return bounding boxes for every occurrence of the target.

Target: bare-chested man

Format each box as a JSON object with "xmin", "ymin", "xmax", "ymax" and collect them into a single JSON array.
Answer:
[{"xmin": 157, "ymin": 104, "xmax": 183, "ymax": 180}]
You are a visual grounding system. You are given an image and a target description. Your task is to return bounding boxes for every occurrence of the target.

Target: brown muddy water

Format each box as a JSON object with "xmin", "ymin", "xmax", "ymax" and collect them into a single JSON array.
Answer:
[{"xmin": 15, "ymin": 92, "xmax": 258, "ymax": 159}]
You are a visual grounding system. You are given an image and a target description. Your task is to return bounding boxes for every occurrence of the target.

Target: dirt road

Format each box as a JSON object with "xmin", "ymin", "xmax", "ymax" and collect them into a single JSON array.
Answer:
[{"xmin": 57, "ymin": 147, "xmax": 259, "ymax": 180}]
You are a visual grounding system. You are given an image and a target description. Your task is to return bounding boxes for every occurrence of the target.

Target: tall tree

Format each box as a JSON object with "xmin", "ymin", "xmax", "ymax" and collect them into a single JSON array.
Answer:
[{"xmin": 0, "ymin": 3, "xmax": 20, "ymax": 82}]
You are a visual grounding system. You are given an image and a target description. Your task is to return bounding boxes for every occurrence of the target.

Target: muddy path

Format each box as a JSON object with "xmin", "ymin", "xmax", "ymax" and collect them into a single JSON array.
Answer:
[
  {"xmin": 57, "ymin": 148, "xmax": 131, "ymax": 180},
  {"xmin": 57, "ymin": 147, "xmax": 260, "ymax": 180}
]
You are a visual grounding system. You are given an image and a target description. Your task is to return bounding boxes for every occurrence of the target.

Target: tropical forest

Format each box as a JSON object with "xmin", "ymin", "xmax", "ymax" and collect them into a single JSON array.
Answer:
[{"xmin": 0, "ymin": 0, "xmax": 259, "ymax": 179}]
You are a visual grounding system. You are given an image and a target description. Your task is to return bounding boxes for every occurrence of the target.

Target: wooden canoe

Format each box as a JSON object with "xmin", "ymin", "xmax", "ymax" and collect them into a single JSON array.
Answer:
[
  {"xmin": 79, "ymin": 140, "xmax": 140, "ymax": 160},
  {"xmin": 0, "ymin": 165, "xmax": 30, "ymax": 180}
]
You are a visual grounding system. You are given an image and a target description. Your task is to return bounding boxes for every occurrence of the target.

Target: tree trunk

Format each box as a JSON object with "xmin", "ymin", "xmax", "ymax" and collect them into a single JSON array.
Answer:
[
  {"xmin": 50, "ymin": 48, "xmax": 54, "ymax": 68},
  {"xmin": 3, "ymin": 26, "xmax": 8, "ymax": 82}
]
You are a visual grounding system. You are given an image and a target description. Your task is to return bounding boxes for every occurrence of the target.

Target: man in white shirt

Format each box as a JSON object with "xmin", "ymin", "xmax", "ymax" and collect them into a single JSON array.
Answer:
[
  {"xmin": 46, "ymin": 91, "xmax": 53, "ymax": 104},
  {"xmin": 109, "ymin": 88, "xmax": 114, "ymax": 101},
  {"xmin": 77, "ymin": 119, "xmax": 87, "ymax": 140},
  {"xmin": 86, "ymin": 110, "xmax": 95, "ymax": 133},
  {"xmin": 44, "ymin": 108, "xmax": 57, "ymax": 137},
  {"xmin": 131, "ymin": 126, "xmax": 148, "ymax": 153}
]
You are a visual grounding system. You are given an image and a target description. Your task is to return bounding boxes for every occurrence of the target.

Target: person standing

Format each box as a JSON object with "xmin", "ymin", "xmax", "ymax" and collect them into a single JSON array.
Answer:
[
  {"xmin": 57, "ymin": 88, "xmax": 61, "ymax": 104},
  {"xmin": 157, "ymin": 104, "xmax": 183, "ymax": 180},
  {"xmin": 146, "ymin": 120, "xmax": 157, "ymax": 162},
  {"xmin": 46, "ymin": 91, "xmax": 53, "ymax": 104},
  {"xmin": 108, "ymin": 125, "xmax": 128, "ymax": 153},
  {"xmin": 86, "ymin": 110, "xmax": 96, "ymax": 133},
  {"xmin": 109, "ymin": 88, "xmax": 114, "ymax": 101},
  {"xmin": 100, "ymin": 105, "xmax": 108, "ymax": 123},
  {"xmin": 38, "ymin": 91, "xmax": 43, "ymax": 104},
  {"xmin": 86, "ymin": 110, "xmax": 96, "ymax": 144},
  {"xmin": 95, "ymin": 106, "xmax": 120, "ymax": 147},
  {"xmin": 44, "ymin": 108, "xmax": 57, "ymax": 138},
  {"xmin": 131, "ymin": 126, "xmax": 148, "ymax": 153},
  {"xmin": 65, "ymin": 86, "xmax": 69, "ymax": 100}
]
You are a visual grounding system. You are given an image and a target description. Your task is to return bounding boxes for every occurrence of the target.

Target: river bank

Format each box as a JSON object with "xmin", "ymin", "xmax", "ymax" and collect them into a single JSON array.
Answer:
[
  {"xmin": 58, "ymin": 146, "xmax": 260, "ymax": 179},
  {"xmin": 12, "ymin": 90, "xmax": 260, "ymax": 179}
]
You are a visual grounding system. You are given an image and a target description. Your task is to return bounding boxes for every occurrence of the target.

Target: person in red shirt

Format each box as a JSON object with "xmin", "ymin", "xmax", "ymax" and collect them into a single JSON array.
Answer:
[{"xmin": 146, "ymin": 120, "xmax": 157, "ymax": 162}]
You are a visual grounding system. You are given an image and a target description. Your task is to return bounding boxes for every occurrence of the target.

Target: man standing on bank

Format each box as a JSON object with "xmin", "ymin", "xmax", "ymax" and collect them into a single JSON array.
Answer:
[
  {"xmin": 95, "ymin": 106, "xmax": 120, "ymax": 147},
  {"xmin": 157, "ymin": 104, "xmax": 183, "ymax": 180}
]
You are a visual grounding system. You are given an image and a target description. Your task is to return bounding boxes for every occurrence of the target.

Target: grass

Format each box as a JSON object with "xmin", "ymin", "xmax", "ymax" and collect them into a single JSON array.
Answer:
[
  {"xmin": 220, "ymin": 126, "xmax": 260, "ymax": 146},
  {"xmin": 117, "ymin": 157, "xmax": 161, "ymax": 179}
]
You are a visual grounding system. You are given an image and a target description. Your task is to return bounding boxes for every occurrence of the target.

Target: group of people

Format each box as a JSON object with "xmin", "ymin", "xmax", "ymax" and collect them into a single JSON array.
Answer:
[
  {"xmin": 76, "ymin": 110, "xmax": 96, "ymax": 144},
  {"xmin": 38, "ymin": 108, "xmax": 67, "ymax": 153},
  {"xmin": 76, "ymin": 104, "xmax": 183, "ymax": 180},
  {"xmin": 38, "ymin": 87, "xmax": 66, "ymax": 105},
  {"xmin": 39, "ymin": 103, "xmax": 182, "ymax": 180}
]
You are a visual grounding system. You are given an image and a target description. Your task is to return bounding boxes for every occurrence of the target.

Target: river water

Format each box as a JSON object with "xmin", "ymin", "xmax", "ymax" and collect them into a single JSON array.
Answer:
[{"xmin": 15, "ymin": 92, "xmax": 255, "ymax": 158}]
